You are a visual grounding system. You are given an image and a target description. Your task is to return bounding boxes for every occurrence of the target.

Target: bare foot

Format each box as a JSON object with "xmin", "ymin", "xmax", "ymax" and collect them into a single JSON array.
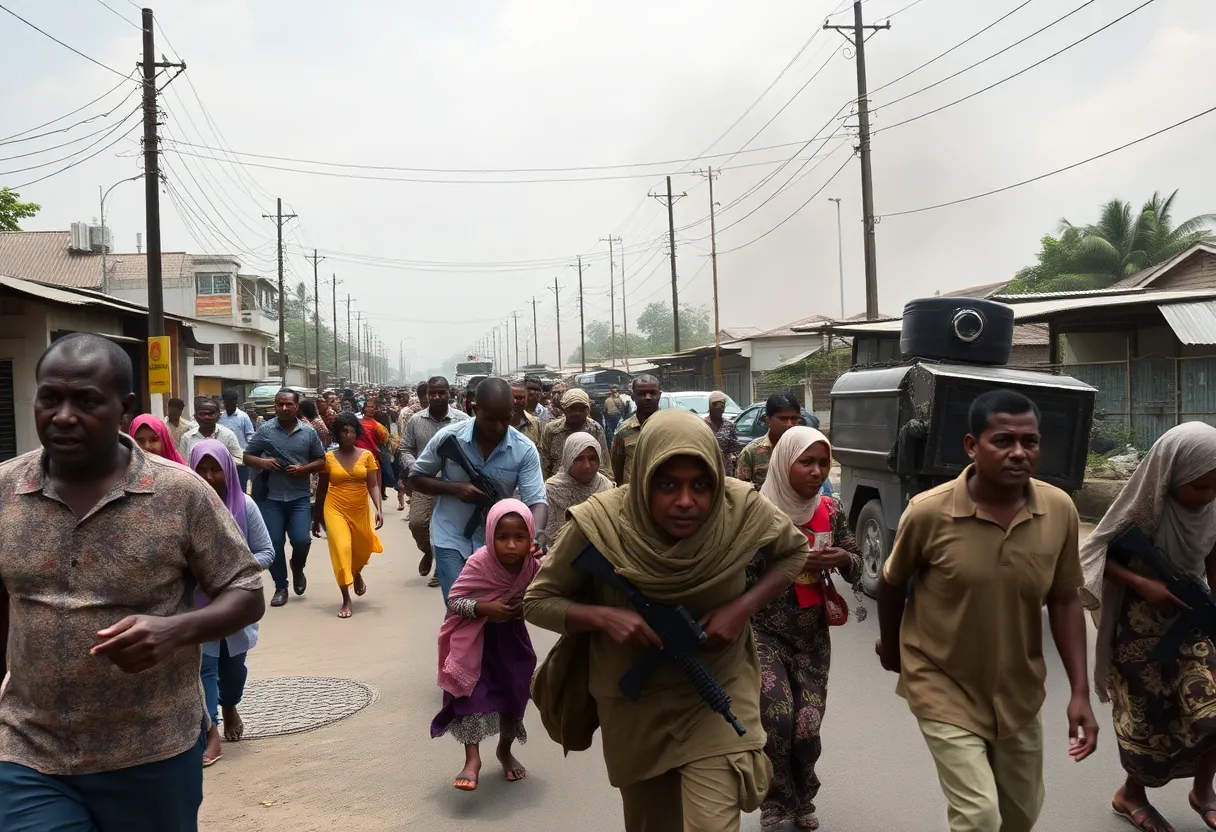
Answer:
[
  {"xmin": 354, "ymin": 573, "xmax": 367, "ymax": 597},
  {"xmin": 338, "ymin": 600, "xmax": 353, "ymax": 618},
  {"xmin": 203, "ymin": 726, "xmax": 222, "ymax": 767},
  {"xmin": 454, "ymin": 748, "xmax": 481, "ymax": 791},
  {"xmin": 222, "ymin": 706, "xmax": 244, "ymax": 742},
  {"xmin": 497, "ymin": 747, "xmax": 527, "ymax": 782}
]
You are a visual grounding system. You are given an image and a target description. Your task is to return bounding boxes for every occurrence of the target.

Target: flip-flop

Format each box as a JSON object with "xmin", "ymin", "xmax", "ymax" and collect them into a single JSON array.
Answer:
[
  {"xmin": 337, "ymin": 608, "xmax": 353, "ymax": 619},
  {"xmin": 453, "ymin": 772, "xmax": 478, "ymax": 792},
  {"xmin": 354, "ymin": 576, "xmax": 367, "ymax": 597},
  {"xmin": 1189, "ymin": 791, "xmax": 1216, "ymax": 831},
  {"xmin": 202, "ymin": 753, "xmax": 222, "ymax": 768},
  {"xmin": 427, "ymin": 576, "xmax": 440, "ymax": 588},
  {"xmin": 1114, "ymin": 800, "xmax": 1175, "ymax": 832}
]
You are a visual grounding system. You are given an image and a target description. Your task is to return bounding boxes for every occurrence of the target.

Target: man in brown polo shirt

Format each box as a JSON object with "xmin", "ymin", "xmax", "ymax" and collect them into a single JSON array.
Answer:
[
  {"xmin": 0, "ymin": 334, "xmax": 266, "ymax": 831},
  {"xmin": 876, "ymin": 388, "xmax": 1097, "ymax": 832}
]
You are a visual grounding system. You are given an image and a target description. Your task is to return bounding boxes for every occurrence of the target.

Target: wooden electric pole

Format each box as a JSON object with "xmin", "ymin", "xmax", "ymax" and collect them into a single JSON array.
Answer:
[
  {"xmin": 650, "ymin": 176, "xmax": 686, "ymax": 351},
  {"xmin": 328, "ymin": 274, "xmax": 341, "ymax": 383},
  {"xmin": 825, "ymin": 1, "xmax": 889, "ymax": 319},
  {"xmin": 600, "ymin": 235, "xmax": 620, "ymax": 366},
  {"xmin": 530, "ymin": 296, "xmax": 539, "ymax": 366},
  {"xmin": 262, "ymin": 197, "xmax": 297, "ymax": 380},
  {"xmin": 550, "ymin": 278, "xmax": 562, "ymax": 373},
  {"xmin": 703, "ymin": 166, "xmax": 723, "ymax": 390},
  {"xmin": 306, "ymin": 249, "xmax": 324, "ymax": 387},
  {"xmin": 577, "ymin": 256, "xmax": 586, "ymax": 372},
  {"xmin": 512, "ymin": 310, "xmax": 521, "ymax": 372}
]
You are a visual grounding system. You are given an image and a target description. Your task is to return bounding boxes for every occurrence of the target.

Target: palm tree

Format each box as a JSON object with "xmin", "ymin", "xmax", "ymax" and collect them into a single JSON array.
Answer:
[{"xmin": 1010, "ymin": 191, "xmax": 1216, "ymax": 293}]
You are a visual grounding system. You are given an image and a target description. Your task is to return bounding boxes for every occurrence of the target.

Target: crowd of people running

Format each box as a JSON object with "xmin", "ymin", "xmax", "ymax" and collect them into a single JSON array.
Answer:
[{"xmin": 2, "ymin": 332, "xmax": 1216, "ymax": 832}]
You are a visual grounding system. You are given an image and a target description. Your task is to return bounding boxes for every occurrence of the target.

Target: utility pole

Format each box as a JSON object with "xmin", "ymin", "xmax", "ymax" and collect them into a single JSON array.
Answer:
[
  {"xmin": 329, "ymin": 274, "xmax": 341, "ymax": 382},
  {"xmin": 577, "ymin": 256, "xmax": 586, "ymax": 373},
  {"xmin": 355, "ymin": 311, "xmax": 363, "ymax": 382},
  {"xmin": 621, "ymin": 241, "xmax": 629, "ymax": 370},
  {"xmin": 512, "ymin": 311, "xmax": 521, "ymax": 373},
  {"xmin": 306, "ymin": 249, "xmax": 324, "ymax": 386},
  {"xmin": 344, "ymin": 294, "xmax": 353, "ymax": 382},
  {"xmin": 600, "ymin": 236, "xmax": 619, "ymax": 366},
  {"xmin": 650, "ymin": 176, "xmax": 687, "ymax": 351},
  {"xmin": 828, "ymin": 198, "xmax": 845, "ymax": 318},
  {"xmin": 549, "ymin": 278, "xmax": 562, "ymax": 372},
  {"xmin": 301, "ymin": 292, "xmax": 309, "ymax": 385},
  {"xmin": 139, "ymin": 8, "xmax": 184, "ymax": 414},
  {"xmin": 826, "ymin": 2, "xmax": 888, "ymax": 319},
  {"xmin": 703, "ymin": 167, "xmax": 723, "ymax": 390},
  {"xmin": 262, "ymin": 197, "xmax": 298, "ymax": 380},
  {"xmin": 530, "ymin": 296, "xmax": 539, "ymax": 366}
]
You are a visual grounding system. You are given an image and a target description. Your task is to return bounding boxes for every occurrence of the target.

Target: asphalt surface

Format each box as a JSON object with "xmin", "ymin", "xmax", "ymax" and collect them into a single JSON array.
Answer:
[{"xmin": 200, "ymin": 510, "xmax": 1213, "ymax": 832}]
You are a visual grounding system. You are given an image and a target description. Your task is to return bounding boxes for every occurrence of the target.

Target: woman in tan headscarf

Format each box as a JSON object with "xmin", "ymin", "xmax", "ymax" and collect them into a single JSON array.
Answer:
[
  {"xmin": 1079, "ymin": 422, "xmax": 1216, "ymax": 832},
  {"xmin": 754, "ymin": 426, "xmax": 863, "ymax": 831},
  {"xmin": 543, "ymin": 432, "xmax": 613, "ymax": 544},
  {"xmin": 525, "ymin": 408, "xmax": 810, "ymax": 832}
]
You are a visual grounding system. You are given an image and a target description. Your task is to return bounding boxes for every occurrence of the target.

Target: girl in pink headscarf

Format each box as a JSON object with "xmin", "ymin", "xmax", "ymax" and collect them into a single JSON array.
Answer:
[
  {"xmin": 431, "ymin": 499, "xmax": 540, "ymax": 792},
  {"xmin": 130, "ymin": 414, "xmax": 186, "ymax": 465}
]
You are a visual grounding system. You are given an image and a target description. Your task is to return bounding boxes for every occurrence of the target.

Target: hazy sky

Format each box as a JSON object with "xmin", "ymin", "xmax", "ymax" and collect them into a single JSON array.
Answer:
[{"xmin": 5, "ymin": 0, "xmax": 1215, "ymax": 371}]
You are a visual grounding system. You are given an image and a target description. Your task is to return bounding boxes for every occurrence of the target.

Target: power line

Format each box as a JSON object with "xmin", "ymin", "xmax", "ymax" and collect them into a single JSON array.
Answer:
[
  {"xmin": 0, "ymin": 105, "xmax": 141, "ymax": 162},
  {"xmin": 160, "ymin": 143, "xmax": 843, "ymax": 185},
  {"xmin": 0, "ymin": 106, "xmax": 140, "ymax": 177},
  {"xmin": 882, "ymin": 0, "xmax": 929, "ymax": 19},
  {"xmin": 869, "ymin": 0, "xmax": 1036, "ymax": 95},
  {"xmin": 11, "ymin": 119, "xmax": 141, "ymax": 189},
  {"xmin": 90, "ymin": 0, "xmax": 140, "ymax": 29},
  {"xmin": 0, "ymin": 2, "xmax": 137, "ymax": 80},
  {"xmin": 720, "ymin": 153, "xmax": 854, "ymax": 254},
  {"xmin": 881, "ymin": 102, "xmax": 1216, "ymax": 218},
  {"xmin": 160, "ymin": 134, "xmax": 847, "ymax": 176},
  {"xmin": 0, "ymin": 73, "xmax": 136, "ymax": 144},
  {"xmin": 874, "ymin": 0, "xmax": 1155, "ymax": 134}
]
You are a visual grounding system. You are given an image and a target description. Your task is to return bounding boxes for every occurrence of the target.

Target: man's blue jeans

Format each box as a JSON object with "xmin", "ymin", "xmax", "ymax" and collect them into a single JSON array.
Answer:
[
  {"xmin": 605, "ymin": 414, "xmax": 620, "ymax": 446},
  {"xmin": 0, "ymin": 737, "xmax": 204, "ymax": 831},
  {"xmin": 258, "ymin": 496, "xmax": 312, "ymax": 590},
  {"xmin": 200, "ymin": 641, "xmax": 249, "ymax": 726},
  {"xmin": 435, "ymin": 546, "xmax": 470, "ymax": 604}
]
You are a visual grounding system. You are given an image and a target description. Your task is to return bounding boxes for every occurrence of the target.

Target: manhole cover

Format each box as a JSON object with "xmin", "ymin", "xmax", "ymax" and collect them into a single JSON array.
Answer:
[{"xmin": 231, "ymin": 676, "xmax": 377, "ymax": 739}]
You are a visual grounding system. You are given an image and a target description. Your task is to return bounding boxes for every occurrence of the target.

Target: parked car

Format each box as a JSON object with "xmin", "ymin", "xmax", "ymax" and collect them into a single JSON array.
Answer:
[
  {"xmin": 657, "ymin": 391, "xmax": 743, "ymax": 418},
  {"xmin": 248, "ymin": 383, "xmax": 314, "ymax": 419},
  {"xmin": 732, "ymin": 402, "xmax": 820, "ymax": 443}
]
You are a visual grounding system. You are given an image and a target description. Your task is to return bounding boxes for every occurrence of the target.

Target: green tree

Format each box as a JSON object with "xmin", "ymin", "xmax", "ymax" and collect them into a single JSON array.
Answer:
[
  {"xmin": 567, "ymin": 301, "xmax": 713, "ymax": 365},
  {"xmin": 1009, "ymin": 190, "xmax": 1216, "ymax": 293},
  {"xmin": 0, "ymin": 187, "xmax": 40, "ymax": 232}
]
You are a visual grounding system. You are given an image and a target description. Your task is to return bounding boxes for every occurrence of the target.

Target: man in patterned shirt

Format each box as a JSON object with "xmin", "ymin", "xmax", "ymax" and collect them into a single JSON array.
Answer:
[
  {"xmin": 511, "ymin": 380, "xmax": 542, "ymax": 446},
  {"xmin": 736, "ymin": 392, "xmax": 803, "ymax": 491},
  {"xmin": 0, "ymin": 334, "xmax": 265, "ymax": 830}
]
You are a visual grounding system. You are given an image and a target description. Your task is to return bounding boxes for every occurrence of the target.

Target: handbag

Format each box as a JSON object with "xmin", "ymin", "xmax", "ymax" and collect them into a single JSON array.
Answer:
[{"xmin": 821, "ymin": 573, "xmax": 849, "ymax": 627}]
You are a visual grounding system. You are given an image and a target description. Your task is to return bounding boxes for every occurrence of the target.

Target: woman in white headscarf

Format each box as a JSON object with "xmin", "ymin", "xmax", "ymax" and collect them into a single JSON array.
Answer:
[
  {"xmin": 750, "ymin": 426, "xmax": 863, "ymax": 831},
  {"xmin": 1080, "ymin": 422, "xmax": 1216, "ymax": 832},
  {"xmin": 542, "ymin": 432, "xmax": 613, "ymax": 544}
]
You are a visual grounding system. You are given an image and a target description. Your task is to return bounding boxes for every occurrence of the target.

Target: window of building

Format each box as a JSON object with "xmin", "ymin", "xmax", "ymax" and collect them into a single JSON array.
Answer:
[
  {"xmin": 219, "ymin": 343, "xmax": 240, "ymax": 365},
  {"xmin": 194, "ymin": 350, "xmax": 214, "ymax": 366},
  {"xmin": 196, "ymin": 273, "xmax": 232, "ymax": 296}
]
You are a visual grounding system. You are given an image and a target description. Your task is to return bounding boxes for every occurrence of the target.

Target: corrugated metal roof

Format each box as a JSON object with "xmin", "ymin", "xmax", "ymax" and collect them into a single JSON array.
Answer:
[
  {"xmin": 0, "ymin": 274, "xmax": 146, "ymax": 313},
  {"xmin": 772, "ymin": 346, "xmax": 823, "ymax": 369},
  {"xmin": 1159, "ymin": 300, "xmax": 1216, "ymax": 345},
  {"xmin": 794, "ymin": 289, "xmax": 1216, "ymax": 335}
]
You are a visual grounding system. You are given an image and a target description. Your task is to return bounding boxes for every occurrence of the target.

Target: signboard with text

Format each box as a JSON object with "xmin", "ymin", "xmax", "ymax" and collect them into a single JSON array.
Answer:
[
  {"xmin": 148, "ymin": 336, "xmax": 172, "ymax": 394},
  {"xmin": 195, "ymin": 295, "xmax": 232, "ymax": 316}
]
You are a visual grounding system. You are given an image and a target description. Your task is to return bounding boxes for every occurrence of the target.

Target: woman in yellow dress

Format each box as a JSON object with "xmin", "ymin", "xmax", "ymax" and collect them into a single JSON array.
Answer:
[{"xmin": 312, "ymin": 411, "xmax": 385, "ymax": 618}]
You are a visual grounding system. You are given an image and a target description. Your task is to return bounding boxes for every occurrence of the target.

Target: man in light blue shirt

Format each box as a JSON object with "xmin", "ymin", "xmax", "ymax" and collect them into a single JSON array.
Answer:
[
  {"xmin": 410, "ymin": 378, "xmax": 548, "ymax": 602},
  {"xmin": 220, "ymin": 389, "xmax": 256, "ymax": 491}
]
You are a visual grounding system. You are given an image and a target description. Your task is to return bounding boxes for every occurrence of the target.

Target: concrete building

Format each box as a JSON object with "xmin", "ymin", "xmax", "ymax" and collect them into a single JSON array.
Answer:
[
  {"xmin": 0, "ymin": 226, "xmax": 278, "ymax": 399},
  {"xmin": 0, "ymin": 274, "xmax": 206, "ymax": 460}
]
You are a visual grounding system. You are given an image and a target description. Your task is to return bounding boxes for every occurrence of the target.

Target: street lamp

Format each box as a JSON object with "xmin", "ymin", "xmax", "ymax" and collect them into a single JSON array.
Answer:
[
  {"xmin": 99, "ymin": 175, "xmax": 142, "ymax": 294},
  {"xmin": 828, "ymin": 197, "xmax": 844, "ymax": 319}
]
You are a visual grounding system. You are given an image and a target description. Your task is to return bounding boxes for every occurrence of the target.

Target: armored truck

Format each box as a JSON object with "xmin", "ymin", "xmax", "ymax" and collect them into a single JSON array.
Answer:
[{"xmin": 829, "ymin": 297, "xmax": 1097, "ymax": 596}]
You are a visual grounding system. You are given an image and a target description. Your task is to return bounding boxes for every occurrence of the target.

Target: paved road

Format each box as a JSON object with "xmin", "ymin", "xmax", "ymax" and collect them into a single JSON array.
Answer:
[{"xmin": 201, "ymin": 512, "xmax": 1211, "ymax": 831}]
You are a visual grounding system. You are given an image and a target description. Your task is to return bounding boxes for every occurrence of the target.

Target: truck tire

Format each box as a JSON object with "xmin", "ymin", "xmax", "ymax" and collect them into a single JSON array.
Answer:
[{"xmin": 857, "ymin": 499, "xmax": 892, "ymax": 598}]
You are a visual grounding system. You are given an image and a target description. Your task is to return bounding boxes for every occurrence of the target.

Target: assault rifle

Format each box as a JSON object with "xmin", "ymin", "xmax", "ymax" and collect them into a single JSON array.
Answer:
[
  {"xmin": 573, "ymin": 543, "xmax": 746, "ymax": 736},
  {"xmin": 1108, "ymin": 525, "xmax": 1216, "ymax": 664},
  {"xmin": 436, "ymin": 434, "xmax": 503, "ymax": 538}
]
